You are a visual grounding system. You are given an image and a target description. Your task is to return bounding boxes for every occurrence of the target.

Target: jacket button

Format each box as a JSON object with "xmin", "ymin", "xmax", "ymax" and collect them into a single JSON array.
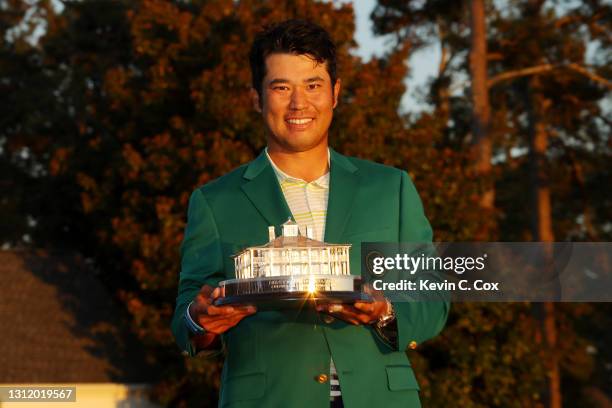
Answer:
[
  {"xmin": 316, "ymin": 374, "xmax": 329, "ymax": 383},
  {"xmin": 409, "ymin": 340, "xmax": 418, "ymax": 350}
]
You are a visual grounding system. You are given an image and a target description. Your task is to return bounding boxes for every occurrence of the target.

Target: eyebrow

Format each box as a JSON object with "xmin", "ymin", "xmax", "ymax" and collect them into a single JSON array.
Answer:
[{"xmin": 268, "ymin": 76, "xmax": 326, "ymax": 86}]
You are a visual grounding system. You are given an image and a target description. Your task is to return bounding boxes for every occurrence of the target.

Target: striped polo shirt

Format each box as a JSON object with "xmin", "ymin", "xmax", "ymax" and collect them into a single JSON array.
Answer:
[{"xmin": 266, "ymin": 148, "xmax": 342, "ymax": 401}]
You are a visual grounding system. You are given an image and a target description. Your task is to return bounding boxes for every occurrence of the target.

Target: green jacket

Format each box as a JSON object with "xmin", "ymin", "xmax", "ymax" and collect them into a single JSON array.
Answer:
[{"xmin": 171, "ymin": 148, "xmax": 450, "ymax": 408}]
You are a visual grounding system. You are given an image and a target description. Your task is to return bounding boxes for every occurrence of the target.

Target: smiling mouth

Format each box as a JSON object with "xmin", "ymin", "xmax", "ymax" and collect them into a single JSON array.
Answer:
[{"xmin": 286, "ymin": 118, "xmax": 314, "ymax": 125}]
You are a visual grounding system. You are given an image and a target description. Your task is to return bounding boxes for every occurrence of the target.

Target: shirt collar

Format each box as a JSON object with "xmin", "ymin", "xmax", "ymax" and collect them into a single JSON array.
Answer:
[{"xmin": 265, "ymin": 147, "xmax": 330, "ymax": 188}]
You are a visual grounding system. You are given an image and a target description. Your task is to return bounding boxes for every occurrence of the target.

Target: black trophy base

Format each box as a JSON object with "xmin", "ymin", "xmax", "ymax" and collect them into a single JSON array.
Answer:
[{"xmin": 214, "ymin": 291, "xmax": 373, "ymax": 310}]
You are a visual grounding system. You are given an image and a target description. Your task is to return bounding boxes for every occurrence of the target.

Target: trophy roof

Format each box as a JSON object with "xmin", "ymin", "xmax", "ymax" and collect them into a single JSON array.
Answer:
[
  {"xmin": 231, "ymin": 235, "xmax": 351, "ymax": 257},
  {"xmin": 262, "ymin": 235, "xmax": 349, "ymax": 248}
]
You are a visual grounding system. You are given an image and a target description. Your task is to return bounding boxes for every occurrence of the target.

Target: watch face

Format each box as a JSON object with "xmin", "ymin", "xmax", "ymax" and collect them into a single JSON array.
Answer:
[{"xmin": 377, "ymin": 305, "xmax": 396, "ymax": 328}]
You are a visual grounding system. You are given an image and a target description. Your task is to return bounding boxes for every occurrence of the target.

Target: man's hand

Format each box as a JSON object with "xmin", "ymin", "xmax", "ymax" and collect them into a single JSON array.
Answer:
[
  {"xmin": 189, "ymin": 285, "xmax": 257, "ymax": 335},
  {"xmin": 315, "ymin": 285, "xmax": 390, "ymax": 325}
]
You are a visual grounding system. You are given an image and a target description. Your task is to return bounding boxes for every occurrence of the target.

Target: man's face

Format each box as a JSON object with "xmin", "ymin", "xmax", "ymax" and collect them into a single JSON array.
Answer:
[{"xmin": 254, "ymin": 53, "xmax": 341, "ymax": 153}]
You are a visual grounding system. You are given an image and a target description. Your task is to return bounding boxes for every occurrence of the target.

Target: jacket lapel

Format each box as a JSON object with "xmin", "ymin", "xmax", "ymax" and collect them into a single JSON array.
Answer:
[
  {"xmin": 241, "ymin": 151, "xmax": 293, "ymax": 228},
  {"xmin": 324, "ymin": 148, "xmax": 359, "ymax": 243}
]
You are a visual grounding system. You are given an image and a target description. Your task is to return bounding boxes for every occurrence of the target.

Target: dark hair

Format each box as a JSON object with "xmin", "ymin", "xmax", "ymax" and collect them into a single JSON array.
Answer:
[{"xmin": 249, "ymin": 19, "xmax": 337, "ymax": 98}]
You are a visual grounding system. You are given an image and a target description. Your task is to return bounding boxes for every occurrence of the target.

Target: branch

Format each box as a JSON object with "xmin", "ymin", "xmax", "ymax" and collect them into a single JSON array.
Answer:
[
  {"xmin": 487, "ymin": 52, "xmax": 505, "ymax": 61},
  {"xmin": 566, "ymin": 63, "xmax": 612, "ymax": 89},
  {"xmin": 488, "ymin": 64, "xmax": 554, "ymax": 87},
  {"xmin": 487, "ymin": 62, "xmax": 612, "ymax": 89},
  {"xmin": 436, "ymin": 19, "xmax": 449, "ymax": 76},
  {"xmin": 597, "ymin": 113, "xmax": 612, "ymax": 128},
  {"xmin": 488, "ymin": 63, "xmax": 612, "ymax": 90}
]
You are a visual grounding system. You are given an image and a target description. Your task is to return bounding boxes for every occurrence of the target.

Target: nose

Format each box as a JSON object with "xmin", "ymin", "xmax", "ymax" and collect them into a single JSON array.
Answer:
[{"xmin": 289, "ymin": 87, "xmax": 307, "ymax": 110}]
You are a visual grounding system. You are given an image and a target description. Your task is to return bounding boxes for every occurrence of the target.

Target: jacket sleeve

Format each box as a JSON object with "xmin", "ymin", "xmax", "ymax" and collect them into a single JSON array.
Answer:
[
  {"xmin": 391, "ymin": 171, "xmax": 451, "ymax": 352},
  {"xmin": 171, "ymin": 188, "xmax": 225, "ymax": 356}
]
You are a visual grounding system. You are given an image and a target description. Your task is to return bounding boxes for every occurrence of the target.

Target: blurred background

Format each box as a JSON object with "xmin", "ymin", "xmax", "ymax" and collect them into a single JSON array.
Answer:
[{"xmin": 0, "ymin": 0, "xmax": 610, "ymax": 407}]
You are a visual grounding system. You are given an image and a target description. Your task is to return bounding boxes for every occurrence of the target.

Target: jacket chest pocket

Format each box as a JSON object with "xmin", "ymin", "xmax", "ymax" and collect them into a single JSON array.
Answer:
[
  {"xmin": 221, "ymin": 324, "xmax": 265, "ymax": 406},
  {"xmin": 224, "ymin": 323, "xmax": 261, "ymax": 376},
  {"xmin": 220, "ymin": 372, "xmax": 266, "ymax": 406},
  {"xmin": 344, "ymin": 227, "xmax": 393, "ymax": 243}
]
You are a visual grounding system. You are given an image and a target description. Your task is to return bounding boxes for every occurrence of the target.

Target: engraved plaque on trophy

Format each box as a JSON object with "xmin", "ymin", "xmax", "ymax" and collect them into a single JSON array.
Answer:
[{"xmin": 215, "ymin": 219, "xmax": 372, "ymax": 307}]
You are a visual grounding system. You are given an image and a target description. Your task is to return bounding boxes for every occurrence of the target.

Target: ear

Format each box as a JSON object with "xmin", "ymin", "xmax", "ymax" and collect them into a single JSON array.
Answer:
[
  {"xmin": 250, "ymin": 88, "xmax": 262, "ymax": 113},
  {"xmin": 332, "ymin": 78, "xmax": 341, "ymax": 109}
]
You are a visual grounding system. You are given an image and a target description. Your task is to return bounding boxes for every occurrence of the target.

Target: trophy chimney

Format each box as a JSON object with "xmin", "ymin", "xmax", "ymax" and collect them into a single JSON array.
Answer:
[
  {"xmin": 305, "ymin": 225, "xmax": 314, "ymax": 239},
  {"xmin": 268, "ymin": 226, "xmax": 276, "ymax": 242}
]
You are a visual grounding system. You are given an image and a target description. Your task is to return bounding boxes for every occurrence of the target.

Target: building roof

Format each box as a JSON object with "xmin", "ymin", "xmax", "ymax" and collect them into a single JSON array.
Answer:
[
  {"xmin": 232, "ymin": 235, "xmax": 351, "ymax": 258},
  {"xmin": 0, "ymin": 250, "xmax": 155, "ymax": 383},
  {"xmin": 261, "ymin": 235, "xmax": 351, "ymax": 249}
]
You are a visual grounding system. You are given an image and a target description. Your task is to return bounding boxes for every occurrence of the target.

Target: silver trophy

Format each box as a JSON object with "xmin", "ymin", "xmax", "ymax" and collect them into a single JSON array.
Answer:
[{"xmin": 215, "ymin": 219, "xmax": 371, "ymax": 307}]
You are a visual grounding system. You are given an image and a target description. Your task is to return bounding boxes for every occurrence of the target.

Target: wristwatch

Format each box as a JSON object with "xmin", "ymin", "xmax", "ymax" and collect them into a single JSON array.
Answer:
[
  {"xmin": 373, "ymin": 299, "xmax": 398, "ymax": 347},
  {"xmin": 376, "ymin": 299, "xmax": 396, "ymax": 329}
]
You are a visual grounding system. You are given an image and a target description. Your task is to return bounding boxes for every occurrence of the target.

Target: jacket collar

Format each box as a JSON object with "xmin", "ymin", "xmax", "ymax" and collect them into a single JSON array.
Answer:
[
  {"xmin": 241, "ymin": 150, "xmax": 293, "ymax": 228},
  {"xmin": 325, "ymin": 148, "xmax": 359, "ymax": 243},
  {"xmin": 241, "ymin": 147, "xmax": 359, "ymax": 242}
]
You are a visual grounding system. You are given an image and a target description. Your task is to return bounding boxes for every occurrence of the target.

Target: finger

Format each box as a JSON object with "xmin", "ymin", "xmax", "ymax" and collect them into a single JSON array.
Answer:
[
  {"xmin": 200, "ymin": 285, "xmax": 214, "ymax": 298},
  {"xmin": 353, "ymin": 302, "xmax": 374, "ymax": 312},
  {"xmin": 338, "ymin": 308, "xmax": 375, "ymax": 324},
  {"xmin": 203, "ymin": 319, "xmax": 229, "ymax": 334},
  {"xmin": 207, "ymin": 311, "xmax": 255, "ymax": 333},
  {"xmin": 207, "ymin": 305, "xmax": 235, "ymax": 316},
  {"xmin": 201, "ymin": 312, "xmax": 245, "ymax": 330},
  {"xmin": 342, "ymin": 316, "xmax": 361, "ymax": 325},
  {"xmin": 216, "ymin": 305, "xmax": 256, "ymax": 317},
  {"xmin": 334, "ymin": 307, "xmax": 378, "ymax": 325},
  {"xmin": 232, "ymin": 305, "xmax": 257, "ymax": 314},
  {"xmin": 328, "ymin": 304, "xmax": 344, "ymax": 313},
  {"xmin": 334, "ymin": 304, "xmax": 362, "ymax": 315},
  {"xmin": 212, "ymin": 287, "xmax": 220, "ymax": 299},
  {"xmin": 357, "ymin": 300, "xmax": 389, "ymax": 316},
  {"xmin": 316, "ymin": 303, "xmax": 333, "ymax": 312},
  {"xmin": 195, "ymin": 286, "xmax": 215, "ymax": 306},
  {"xmin": 357, "ymin": 313, "xmax": 376, "ymax": 324}
]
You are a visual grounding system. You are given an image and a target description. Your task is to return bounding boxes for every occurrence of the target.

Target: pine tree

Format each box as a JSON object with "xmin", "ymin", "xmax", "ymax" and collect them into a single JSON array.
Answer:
[{"xmin": 372, "ymin": 0, "xmax": 611, "ymax": 406}]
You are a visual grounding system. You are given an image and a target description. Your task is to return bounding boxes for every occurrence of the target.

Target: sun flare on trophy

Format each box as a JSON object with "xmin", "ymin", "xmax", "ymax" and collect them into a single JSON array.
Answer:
[{"xmin": 308, "ymin": 277, "xmax": 316, "ymax": 294}]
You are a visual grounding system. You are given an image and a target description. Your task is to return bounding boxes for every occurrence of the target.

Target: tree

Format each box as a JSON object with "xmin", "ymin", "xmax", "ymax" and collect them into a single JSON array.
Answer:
[
  {"xmin": 12, "ymin": 0, "xmax": 424, "ymax": 405},
  {"xmin": 4, "ymin": 0, "xmax": 609, "ymax": 405},
  {"xmin": 372, "ymin": 0, "xmax": 611, "ymax": 406},
  {"xmin": 0, "ymin": 0, "xmax": 58, "ymax": 246},
  {"xmin": 469, "ymin": 0, "xmax": 495, "ymax": 240},
  {"xmin": 488, "ymin": 1, "xmax": 610, "ymax": 406}
]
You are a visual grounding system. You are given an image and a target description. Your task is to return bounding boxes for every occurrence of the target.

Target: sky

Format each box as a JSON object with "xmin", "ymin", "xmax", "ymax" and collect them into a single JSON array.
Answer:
[
  {"xmin": 350, "ymin": 0, "xmax": 440, "ymax": 113},
  {"xmin": 350, "ymin": 0, "xmax": 609, "ymax": 115},
  {"xmin": 35, "ymin": 0, "xmax": 434, "ymax": 112},
  {"xmin": 20, "ymin": 0, "xmax": 605, "ymax": 115},
  {"xmin": 26, "ymin": 0, "xmax": 435, "ymax": 112}
]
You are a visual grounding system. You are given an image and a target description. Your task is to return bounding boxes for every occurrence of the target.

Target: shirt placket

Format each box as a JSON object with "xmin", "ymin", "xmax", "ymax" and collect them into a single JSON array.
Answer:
[{"xmin": 303, "ymin": 182, "xmax": 318, "ymax": 239}]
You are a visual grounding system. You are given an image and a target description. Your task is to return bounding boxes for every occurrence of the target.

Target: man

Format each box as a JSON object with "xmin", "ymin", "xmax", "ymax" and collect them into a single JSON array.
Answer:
[{"xmin": 171, "ymin": 19, "xmax": 449, "ymax": 408}]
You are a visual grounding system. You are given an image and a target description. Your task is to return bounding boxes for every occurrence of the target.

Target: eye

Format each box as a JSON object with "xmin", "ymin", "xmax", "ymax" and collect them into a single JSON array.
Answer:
[
  {"xmin": 308, "ymin": 83, "xmax": 322, "ymax": 90},
  {"xmin": 273, "ymin": 86, "xmax": 289, "ymax": 91}
]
